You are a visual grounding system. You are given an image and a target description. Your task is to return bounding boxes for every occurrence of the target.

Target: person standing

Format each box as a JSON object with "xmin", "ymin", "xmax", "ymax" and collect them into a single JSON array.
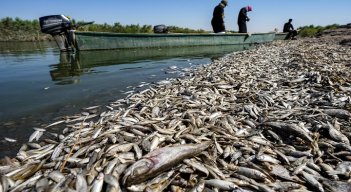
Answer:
[
  {"xmin": 237, "ymin": 6, "xmax": 252, "ymax": 33},
  {"xmin": 283, "ymin": 19, "xmax": 298, "ymax": 40},
  {"xmin": 211, "ymin": 0, "xmax": 228, "ymax": 33}
]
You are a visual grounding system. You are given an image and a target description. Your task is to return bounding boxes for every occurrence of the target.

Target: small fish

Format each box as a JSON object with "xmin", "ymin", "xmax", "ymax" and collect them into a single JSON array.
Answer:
[
  {"xmin": 45, "ymin": 120, "xmax": 65, "ymax": 128},
  {"xmin": 104, "ymin": 174, "xmax": 122, "ymax": 192},
  {"xmin": 237, "ymin": 167, "xmax": 268, "ymax": 181},
  {"xmin": 75, "ymin": 174, "xmax": 88, "ymax": 192},
  {"xmin": 301, "ymin": 171, "xmax": 324, "ymax": 192},
  {"xmin": 51, "ymin": 143, "xmax": 64, "ymax": 161},
  {"xmin": 256, "ymin": 154, "xmax": 280, "ymax": 164},
  {"xmin": 204, "ymin": 179, "xmax": 239, "ymax": 190},
  {"xmin": 188, "ymin": 180, "xmax": 205, "ymax": 192},
  {"xmin": 4, "ymin": 137, "xmax": 17, "ymax": 143},
  {"xmin": 91, "ymin": 173, "xmax": 104, "ymax": 192}
]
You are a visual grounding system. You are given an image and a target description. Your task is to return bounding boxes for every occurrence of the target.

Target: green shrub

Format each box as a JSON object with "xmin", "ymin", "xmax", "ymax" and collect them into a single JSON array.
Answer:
[{"xmin": 298, "ymin": 24, "xmax": 340, "ymax": 37}]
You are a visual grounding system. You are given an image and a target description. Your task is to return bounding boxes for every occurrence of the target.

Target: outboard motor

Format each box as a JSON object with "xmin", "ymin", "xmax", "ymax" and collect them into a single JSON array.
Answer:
[
  {"xmin": 153, "ymin": 25, "xmax": 168, "ymax": 33},
  {"xmin": 39, "ymin": 15, "xmax": 75, "ymax": 52}
]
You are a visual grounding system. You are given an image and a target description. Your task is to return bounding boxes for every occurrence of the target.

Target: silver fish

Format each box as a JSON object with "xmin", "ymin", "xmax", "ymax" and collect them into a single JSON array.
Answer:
[{"xmin": 123, "ymin": 141, "xmax": 211, "ymax": 185}]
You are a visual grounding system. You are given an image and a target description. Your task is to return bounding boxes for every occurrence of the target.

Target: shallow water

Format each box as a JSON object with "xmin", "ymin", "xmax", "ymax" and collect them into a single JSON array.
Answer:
[{"xmin": 0, "ymin": 42, "xmax": 251, "ymax": 157}]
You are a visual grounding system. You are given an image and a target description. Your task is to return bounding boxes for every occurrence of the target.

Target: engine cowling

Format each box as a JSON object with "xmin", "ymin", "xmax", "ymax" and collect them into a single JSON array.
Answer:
[{"xmin": 39, "ymin": 15, "xmax": 71, "ymax": 35}]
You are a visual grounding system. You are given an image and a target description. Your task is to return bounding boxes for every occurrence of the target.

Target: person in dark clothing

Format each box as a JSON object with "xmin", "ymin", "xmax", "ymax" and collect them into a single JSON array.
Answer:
[
  {"xmin": 211, "ymin": 0, "xmax": 228, "ymax": 33},
  {"xmin": 237, "ymin": 6, "xmax": 252, "ymax": 33},
  {"xmin": 283, "ymin": 19, "xmax": 298, "ymax": 40}
]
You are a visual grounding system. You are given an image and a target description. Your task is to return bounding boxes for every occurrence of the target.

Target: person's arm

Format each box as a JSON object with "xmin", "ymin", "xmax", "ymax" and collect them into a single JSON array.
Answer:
[
  {"xmin": 243, "ymin": 9, "xmax": 250, "ymax": 21},
  {"xmin": 290, "ymin": 24, "xmax": 294, "ymax": 30},
  {"xmin": 221, "ymin": 7, "xmax": 225, "ymax": 19},
  {"xmin": 221, "ymin": 7, "xmax": 225, "ymax": 30}
]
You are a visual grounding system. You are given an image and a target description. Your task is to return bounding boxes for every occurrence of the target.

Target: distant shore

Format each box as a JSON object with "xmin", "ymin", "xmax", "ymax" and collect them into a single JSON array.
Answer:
[{"xmin": 0, "ymin": 29, "xmax": 52, "ymax": 42}]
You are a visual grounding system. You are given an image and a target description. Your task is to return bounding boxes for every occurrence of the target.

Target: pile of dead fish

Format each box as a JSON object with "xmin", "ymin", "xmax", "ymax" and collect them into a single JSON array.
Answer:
[{"xmin": 1, "ymin": 38, "xmax": 351, "ymax": 192}]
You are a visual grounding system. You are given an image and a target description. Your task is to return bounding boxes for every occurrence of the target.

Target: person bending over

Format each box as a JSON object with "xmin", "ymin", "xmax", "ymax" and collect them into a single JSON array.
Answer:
[
  {"xmin": 211, "ymin": 0, "xmax": 228, "ymax": 33},
  {"xmin": 237, "ymin": 6, "xmax": 252, "ymax": 33}
]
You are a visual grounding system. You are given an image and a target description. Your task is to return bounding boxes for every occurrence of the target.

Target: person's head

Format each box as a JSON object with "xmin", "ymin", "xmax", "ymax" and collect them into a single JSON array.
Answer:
[
  {"xmin": 220, "ymin": 0, "xmax": 228, "ymax": 7},
  {"xmin": 288, "ymin": 19, "xmax": 293, "ymax": 23},
  {"xmin": 247, "ymin": 6, "xmax": 252, "ymax": 12}
]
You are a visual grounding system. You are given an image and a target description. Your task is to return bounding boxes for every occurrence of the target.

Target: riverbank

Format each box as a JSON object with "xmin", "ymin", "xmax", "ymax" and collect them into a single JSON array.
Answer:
[
  {"xmin": 1, "ymin": 36, "xmax": 351, "ymax": 191},
  {"xmin": 0, "ymin": 29, "xmax": 52, "ymax": 42}
]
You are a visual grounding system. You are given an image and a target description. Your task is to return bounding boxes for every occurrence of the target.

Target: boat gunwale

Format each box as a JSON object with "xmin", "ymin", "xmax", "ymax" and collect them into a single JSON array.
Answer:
[{"xmin": 75, "ymin": 31, "xmax": 276, "ymax": 37}]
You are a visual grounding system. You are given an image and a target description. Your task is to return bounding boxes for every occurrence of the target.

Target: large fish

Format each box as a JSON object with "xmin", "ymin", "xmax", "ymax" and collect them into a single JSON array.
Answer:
[
  {"xmin": 262, "ymin": 122, "xmax": 313, "ymax": 143},
  {"xmin": 122, "ymin": 141, "xmax": 212, "ymax": 185}
]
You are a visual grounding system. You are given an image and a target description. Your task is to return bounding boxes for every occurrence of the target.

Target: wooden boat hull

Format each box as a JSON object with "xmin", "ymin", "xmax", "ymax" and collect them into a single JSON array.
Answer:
[{"xmin": 74, "ymin": 32, "xmax": 276, "ymax": 51}]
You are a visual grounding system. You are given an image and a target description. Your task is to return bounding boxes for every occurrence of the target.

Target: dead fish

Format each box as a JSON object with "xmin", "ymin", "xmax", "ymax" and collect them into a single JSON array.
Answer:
[
  {"xmin": 75, "ymin": 174, "xmax": 88, "ymax": 192},
  {"xmin": 48, "ymin": 170, "xmax": 65, "ymax": 183},
  {"xmin": 323, "ymin": 109, "xmax": 351, "ymax": 119},
  {"xmin": 256, "ymin": 154, "xmax": 280, "ymax": 164},
  {"xmin": 4, "ymin": 138, "xmax": 17, "ymax": 143},
  {"xmin": 269, "ymin": 181, "xmax": 302, "ymax": 191},
  {"xmin": 237, "ymin": 167, "xmax": 269, "ymax": 181},
  {"xmin": 9, "ymin": 174, "xmax": 42, "ymax": 192},
  {"xmin": 321, "ymin": 179, "xmax": 351, "ymax": 192},
  {"xmin": 104, "ymin": 174, "xmax": 122, "ymax": 192},
  {"xmin": 204, "ymin": 179, "xmax": 239, "ymax": 190},
  {"xmin": 91, "ymin": 173, "xmax": 104, "ymax": 192},
  {"xmin": 123, "ymin": 141, "xmax": 212, "ymax": 185},
  {"xmin": 319, "ymin": 163, "xmax": 339, "ymax": 180},
  {"xmin": 51, "ymin": 143, "xmax": 64, "ymax": 161},
  {"xmin": 327, "ymin": 161, "xmax": 351, "ymax": 176},
  {"xmin": 263, "ymin": 122, "xmax": 313, "ymax": 143},
  {"xmin": 184, "ymin": 159, "xmax": 209, "ymax": 177},
  {"xmin": 35, "ymin": 177, "xmax": 49, "ymax": 192},
  {"xmin": 144, "ymin": 170, "xmax": 176, "ymax": 192},
  {"xmin": 45, "ymin": 120, "xmax": 65, "ymax": 128},
  {"xmin": 301, "ymin": 171, "xmax": 324, "ymax": 192},
  {"xmin": 269, "ymin": 164, "xmax": 295, "ymax": 181},
  {"xmin": 29, "ymin": 129, "xmax": 44, "ymax": 142},
  {"xmin": 327, "ymin": 122, "xmax": 350, "ymax": 145},
  {"xmin": 188, "ymin": 180, "xmax": 205, "ymax": 192}
]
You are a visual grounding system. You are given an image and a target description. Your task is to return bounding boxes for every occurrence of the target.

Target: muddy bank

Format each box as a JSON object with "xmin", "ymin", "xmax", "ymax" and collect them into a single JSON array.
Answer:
[{"xmin": 317, "ymin": 23, "xmax": 351, "ymax": 46}]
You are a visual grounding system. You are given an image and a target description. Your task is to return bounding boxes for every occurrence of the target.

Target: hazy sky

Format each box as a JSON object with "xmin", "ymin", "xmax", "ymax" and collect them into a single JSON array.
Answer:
[{"xmin": 1, "ymin": 0, "xmax": 350, "ymax": 33}]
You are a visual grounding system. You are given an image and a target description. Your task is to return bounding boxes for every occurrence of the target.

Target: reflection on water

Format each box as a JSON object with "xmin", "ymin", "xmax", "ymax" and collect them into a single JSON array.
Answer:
[
  {"xmin": 0, "ymin": 42, "xmax": 251, "ymax": 158},
  {"xmin": 50, "ymin": 54, "xmax": 83, "ymax": 85},
  {"xmin": 0, "ymin": 41, "xmax": 56, "ymax": 53},
  {"xmin": 50, "ymin": 44, "xmax": 251, "ymax": 84}
]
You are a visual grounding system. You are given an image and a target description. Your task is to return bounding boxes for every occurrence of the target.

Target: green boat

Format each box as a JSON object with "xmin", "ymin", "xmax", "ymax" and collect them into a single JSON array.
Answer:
[
  {"xmin": 73, "ymin": 32, "xmax": 276, "ymax": 51},
  {"xmin": 39, "ymin": 15, "xmax": 277, "ymax": 52},
  {"xmin": 274, "ymin": 32, "xmax": 288, "ymax": 40}
]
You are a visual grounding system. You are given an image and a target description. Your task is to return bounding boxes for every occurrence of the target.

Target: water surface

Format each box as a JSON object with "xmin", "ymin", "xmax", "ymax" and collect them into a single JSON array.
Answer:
[{"xmin": 0, "ymin": 42, "xmax": 250, "ymax": 157}]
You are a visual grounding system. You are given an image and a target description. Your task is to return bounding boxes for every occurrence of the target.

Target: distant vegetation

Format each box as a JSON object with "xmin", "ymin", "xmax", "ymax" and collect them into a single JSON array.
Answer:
[
  {"xmin": 0, "ymin": 17, "xmax": 206, "ymax": 42},
  {"xmin": 75, "ymin": 20, "xmax": 206, "ymax": 34},
  {"xmin": 297, "ymin": 24, "xmax": 340, "ymax": 37},
  {"xmin": 0, "ymin": 17, "xmax": 345, "ymax": 41},
  {"xmin": 77, "ymin": 21, "xmax": 206, "ymax": 34},
  {"xmin": 0, "ymin": 17, "xmax": 51, "ymax": 41}
]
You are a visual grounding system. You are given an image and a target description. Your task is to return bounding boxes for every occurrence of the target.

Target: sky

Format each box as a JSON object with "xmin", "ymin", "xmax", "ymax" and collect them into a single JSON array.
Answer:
[{"xmin": 1, "ymin": 0, "xmax": 350, "ymax": 33}]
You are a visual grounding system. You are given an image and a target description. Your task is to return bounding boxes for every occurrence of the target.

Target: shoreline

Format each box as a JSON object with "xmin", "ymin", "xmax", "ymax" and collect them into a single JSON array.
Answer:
[{"xmin": 1, "ymin": 37, "xmax": 351, "ymax": 191}]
